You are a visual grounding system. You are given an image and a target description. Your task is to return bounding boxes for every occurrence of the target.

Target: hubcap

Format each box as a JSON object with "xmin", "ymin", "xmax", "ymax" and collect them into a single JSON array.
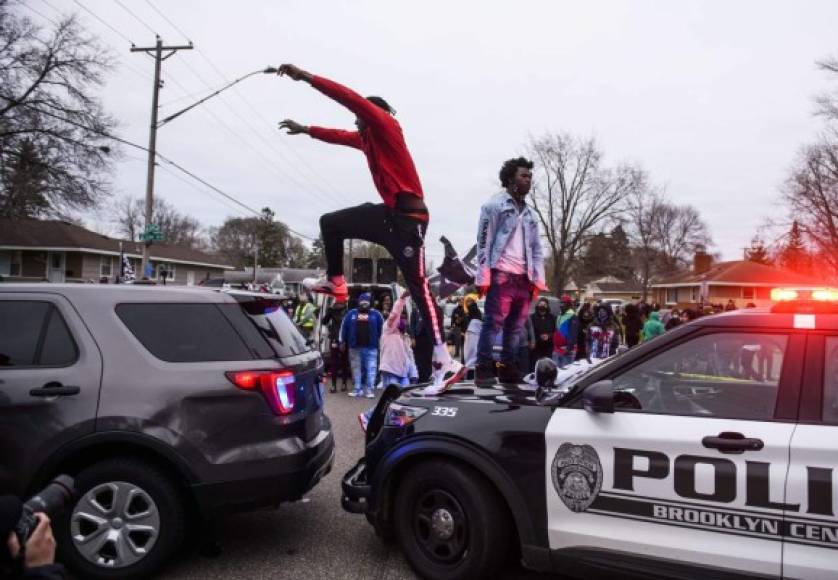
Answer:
[
  {"xmin": 70, "ymin": 481, "xmax": 160, "ymax": 569},
  {"xmin": 413, "ymin": 488, "xmax": 468, "ymax": 564},
  {"xmin": 431, "ymin": 508, "xmax": 455, "ymax": 540}
]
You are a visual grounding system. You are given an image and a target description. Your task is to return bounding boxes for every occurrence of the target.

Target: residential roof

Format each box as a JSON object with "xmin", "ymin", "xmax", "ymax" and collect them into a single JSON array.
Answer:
[
  {"xmin": 0, "ymin": 218, "xmax": 233, "ymax": 269},
  {"xmin": 652, "ymin": 260, "xmax": 824, "ymax": 287}
]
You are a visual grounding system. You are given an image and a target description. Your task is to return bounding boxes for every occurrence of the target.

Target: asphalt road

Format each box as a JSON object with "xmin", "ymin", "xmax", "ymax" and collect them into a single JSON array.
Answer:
[{"xmin": 159, "ymin": 385, "xmax": 563, "ymax": 580}]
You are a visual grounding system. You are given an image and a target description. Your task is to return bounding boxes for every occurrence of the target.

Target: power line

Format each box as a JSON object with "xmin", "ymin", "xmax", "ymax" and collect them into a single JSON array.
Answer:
[
  {"xmin": 14, "ymin": 1, "xmax": 59, "ymax": 25},
  {"xmin": 7, "ymin": 99, "xmax": 317, "ymax": 240},
  {"xmin": 134, "ymin": 2, "xmax": 348, "ymax": 205},
  {"xmin": 159, "ymin": 68, "xmax": 340, "ymax": 211},
  {"xmin": 71, "ymin": 0, "xmax": 134, "ymax": 45},
  {"xmin": 167, "ymin": 58, "xmax": 345, "ymax": 209},
  {"xmin": 113, "ymin": 0, "xmax": 157, "ymax": 36},
  {"xmin": 143, "ymin": 0, "xmax": 190, "ymax": 41}
]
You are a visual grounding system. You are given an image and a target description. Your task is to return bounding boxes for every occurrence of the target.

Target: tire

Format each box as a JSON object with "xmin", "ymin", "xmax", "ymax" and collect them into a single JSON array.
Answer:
[
  {"xmin": 394, "ymin": 459, "xmax": 511, "ymax": 580},
  {"xmin": 55, "ymin": 459, "xmax": 186, "ymax": 580}
]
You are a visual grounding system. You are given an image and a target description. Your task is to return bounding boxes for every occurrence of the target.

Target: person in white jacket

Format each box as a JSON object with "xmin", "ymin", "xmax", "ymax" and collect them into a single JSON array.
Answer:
[{"xmin": 379, "ymin": 291, "xmax": 418, "ymax": 388}]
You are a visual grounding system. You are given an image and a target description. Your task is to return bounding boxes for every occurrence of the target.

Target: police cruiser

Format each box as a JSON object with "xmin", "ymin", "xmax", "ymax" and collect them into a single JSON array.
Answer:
[{"xmin": 341, "ymin": 289, "xmax": 838, "ymax": 579}]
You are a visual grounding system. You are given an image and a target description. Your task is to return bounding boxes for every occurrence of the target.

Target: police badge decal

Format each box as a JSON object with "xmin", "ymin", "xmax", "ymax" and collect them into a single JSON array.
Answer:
[{"xmin": 552, "ymin": 443, "xmax": 603, "ymax": 513}]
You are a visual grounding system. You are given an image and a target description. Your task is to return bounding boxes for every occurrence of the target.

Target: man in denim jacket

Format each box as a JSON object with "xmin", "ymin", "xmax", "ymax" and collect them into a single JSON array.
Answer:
[{"xmin": 474, "ymin": 157, "xmax": 547, "ymax": 385}]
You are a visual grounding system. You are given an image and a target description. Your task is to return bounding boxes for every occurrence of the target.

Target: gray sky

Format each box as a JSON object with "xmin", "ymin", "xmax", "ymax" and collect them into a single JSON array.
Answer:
[{"xmin": 25, "ymin": 0, "xmax": 838, "ymax": 264}]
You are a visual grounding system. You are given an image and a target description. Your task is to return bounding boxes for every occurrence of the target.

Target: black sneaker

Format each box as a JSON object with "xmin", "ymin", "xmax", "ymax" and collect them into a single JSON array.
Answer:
[
  {"xmin": 474, "ymin": 362, "xmax": 497, "ymax": 387},
  {"xmin": 496, "ymin": 361, "xmax": 523, "ymax": 384}
]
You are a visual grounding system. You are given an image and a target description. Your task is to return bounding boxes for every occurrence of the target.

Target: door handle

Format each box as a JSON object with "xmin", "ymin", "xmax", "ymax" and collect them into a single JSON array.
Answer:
[
  {"xmin": 29, "ymin": 382, "xmax": 80, "ymax": 397},
  {"xmin": 702, "ymin": 431, "xmax": 764, "ymax": 454}
]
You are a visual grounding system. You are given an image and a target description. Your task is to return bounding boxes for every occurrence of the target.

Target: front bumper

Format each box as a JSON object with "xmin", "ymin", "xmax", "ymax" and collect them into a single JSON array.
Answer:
[{"xmin": 341, "ymin": 458, "xmax": 372, "ymax": 514}]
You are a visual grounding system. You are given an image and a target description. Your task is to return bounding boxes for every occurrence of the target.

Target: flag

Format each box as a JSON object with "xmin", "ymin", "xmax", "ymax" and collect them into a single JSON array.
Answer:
[{"xmin": 120, "ymin": 243, "xmax": 135, "ymax": 283}]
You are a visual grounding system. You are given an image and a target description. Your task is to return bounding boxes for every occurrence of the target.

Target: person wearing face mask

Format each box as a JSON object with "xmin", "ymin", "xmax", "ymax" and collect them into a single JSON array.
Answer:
[
  {"xmin": 275, "ymin": 64, "xmax": 464, "ymax": 392},
  {"xmin": 530, "ymin": 297, "xmax": 556, "ymax": 363},
  {"xmin": 473, "ymin": 157, "xmax": 548, "ymax": 386},
  {"xmin": 379, "ymin": 291, "xmax": 418, "ymax": 388},
  {"xmin": 340, "ymin": 292, "xmax": 384, "ymax": 398}
]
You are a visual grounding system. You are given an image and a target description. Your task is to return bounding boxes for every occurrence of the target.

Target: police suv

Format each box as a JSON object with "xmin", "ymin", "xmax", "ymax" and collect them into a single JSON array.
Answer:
[{"xmin": 341, "ymin": 289, "xmax": 838, "ymax": 579}]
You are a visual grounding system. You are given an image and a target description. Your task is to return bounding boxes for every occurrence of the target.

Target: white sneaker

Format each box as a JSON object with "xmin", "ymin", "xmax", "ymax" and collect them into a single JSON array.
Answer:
[
  {"xmin": 431, "ymin": 344, "xmax": 466, "ymax": 391},
  {"xmin": 421, "ymin": 384, "xmax": 447, "ymax": 396},
  {"xmin": 348, "ymin": 391, "xmax": 360, "ymax": 397},
  {"xmin": 365, "ymin": 391, "xmax": 375, "ymax": 399}
]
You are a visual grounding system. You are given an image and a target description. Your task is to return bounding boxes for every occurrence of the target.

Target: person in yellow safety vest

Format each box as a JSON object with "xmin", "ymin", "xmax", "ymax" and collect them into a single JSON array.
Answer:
[{"xmin": 293, "ymin": 293, "xmax": 316, "ymax": 340}]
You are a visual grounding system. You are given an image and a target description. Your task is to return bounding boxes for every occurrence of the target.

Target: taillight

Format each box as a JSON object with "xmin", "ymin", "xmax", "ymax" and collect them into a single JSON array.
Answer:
[{"xmin": 226, "ymin": 370, "xmax": 297, "ymax": 415}]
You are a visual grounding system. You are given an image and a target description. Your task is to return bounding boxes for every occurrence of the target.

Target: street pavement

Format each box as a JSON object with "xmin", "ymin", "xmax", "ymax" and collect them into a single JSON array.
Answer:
[{"xmin": 159, "ymin": 384, "xmax": 563, "ymax": 580}]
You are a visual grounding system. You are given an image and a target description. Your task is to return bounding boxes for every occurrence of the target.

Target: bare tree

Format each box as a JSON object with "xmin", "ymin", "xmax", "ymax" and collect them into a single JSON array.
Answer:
[
  {"xmin": 784, "ymin": 139, "xmax": 838, "ymax": 278},
  {"xmin": 625, "ymin": 183, "xmax": 664, "ymax": 300},
  {"xmin": 528, "ymin": 132, "xmax": 643, "ymax": 293},
  {"xmin": 626, "ymin": 184, "xmax": 712, "ymax": 299},
  {"xmin": 652, "ymin": 203, "xmax": 712, "ymax": 271},
  {"xmin": 815, "ymin": 56, "xmax": 838, "ymax": 124},
  {"xmin": 0, "ymin": 4, "xmax": 116, "ymax": 218},
  {"xmin": 111, "ymin": 195, "xmax": 205, "ymax": 249}
]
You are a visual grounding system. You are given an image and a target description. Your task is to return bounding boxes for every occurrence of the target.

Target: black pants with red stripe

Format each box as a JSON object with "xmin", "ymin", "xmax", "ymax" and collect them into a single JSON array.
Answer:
[{"xmin": 319, "ymin": 201, "xmax": 443, "ymax": 345}]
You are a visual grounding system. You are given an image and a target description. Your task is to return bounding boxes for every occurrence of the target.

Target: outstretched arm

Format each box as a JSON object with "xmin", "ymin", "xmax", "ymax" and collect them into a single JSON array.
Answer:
[
  {"xmin": 386, "ymin": 291, "xmax": 409, "ymax": 330},
  {"xmin": 277, "ymin": 63, "xmax": 389, "ymax": 129}
]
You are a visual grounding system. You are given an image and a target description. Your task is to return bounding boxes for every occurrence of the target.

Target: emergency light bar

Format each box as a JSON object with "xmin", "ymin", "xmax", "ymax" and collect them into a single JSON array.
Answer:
[{"xmin": 770, "ymin": 287, "xmax": 838, "ymax": 315}]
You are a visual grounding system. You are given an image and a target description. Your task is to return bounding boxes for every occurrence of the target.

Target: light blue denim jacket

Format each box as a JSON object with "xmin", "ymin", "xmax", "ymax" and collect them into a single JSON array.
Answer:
[{"xmin": 475, "ymin": 191, "xmax": 546, "ymax": 288}]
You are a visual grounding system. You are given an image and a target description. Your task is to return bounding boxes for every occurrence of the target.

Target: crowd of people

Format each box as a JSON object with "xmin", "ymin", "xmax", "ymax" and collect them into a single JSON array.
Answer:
[{"xmin": 294, "ymin": 283, "xmax": 733, "ymax": 396}]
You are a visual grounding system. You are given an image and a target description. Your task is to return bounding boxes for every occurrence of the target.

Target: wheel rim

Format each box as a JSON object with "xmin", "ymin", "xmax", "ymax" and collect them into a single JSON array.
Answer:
[
  {"xmin": 412, "ymin": 488, "xmax": 468, "ymax": 565},
  {"xmin": 70, "ymin": 481, "xmax": 160, "ymax": 569}
]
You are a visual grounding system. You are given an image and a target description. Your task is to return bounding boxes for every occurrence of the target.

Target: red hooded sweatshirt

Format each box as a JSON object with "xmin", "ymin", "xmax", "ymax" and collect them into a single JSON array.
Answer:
[{"xmin": 307, "ymin": 75, "xmax": 424, "ymax": 209}]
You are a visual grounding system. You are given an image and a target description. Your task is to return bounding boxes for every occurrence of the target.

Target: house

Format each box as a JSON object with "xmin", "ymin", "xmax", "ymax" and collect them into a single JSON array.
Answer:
[
  {"xmin": 0, "ymin": 217, "xmax": 233, "ymax": 285},
  {"xmin": 651, "ymin": 251, "xmax": 825, "ymax": 308},
  {"xmin": 583, "ymin": 275, "xmax": 642, "ymax": 303}
]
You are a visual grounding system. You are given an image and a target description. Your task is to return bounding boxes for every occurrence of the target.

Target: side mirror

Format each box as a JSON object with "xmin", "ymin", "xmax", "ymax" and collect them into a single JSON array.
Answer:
[{"xmin": 582, "ymin": 380, "xmax": 614, "ymax": 414}]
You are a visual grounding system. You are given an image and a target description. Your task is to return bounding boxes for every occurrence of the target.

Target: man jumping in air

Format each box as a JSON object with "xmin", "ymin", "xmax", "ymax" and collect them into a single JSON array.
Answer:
[{"xmin": 275, "ymin": 64, "xmax": 464, "ymax": 389}]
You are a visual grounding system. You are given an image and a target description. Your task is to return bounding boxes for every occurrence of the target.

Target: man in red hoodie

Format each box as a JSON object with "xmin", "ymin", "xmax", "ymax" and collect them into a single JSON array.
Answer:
[{"xmin": 275, "ymin": 64, "xmax": 463, "ymax": 390}]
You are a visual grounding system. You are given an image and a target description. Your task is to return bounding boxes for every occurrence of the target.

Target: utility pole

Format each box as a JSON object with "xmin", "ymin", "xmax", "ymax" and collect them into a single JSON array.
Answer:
[
  {"xmin": 348, "ymin": 239, "xmax": 354, "ymax": 283},
  {"xmin": 253, "ymin": 243, "xmax": 259, "ymax": 284},
  {"xmin": 131, "ymin": 37, "xmax": 193, "ymax": 278}
]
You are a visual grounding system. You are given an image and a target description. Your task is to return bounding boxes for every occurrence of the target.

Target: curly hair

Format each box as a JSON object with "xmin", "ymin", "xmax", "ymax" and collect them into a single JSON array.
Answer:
[{"xmin": 499, "ymin": 156, "xmax": 534, "ymax": 187}]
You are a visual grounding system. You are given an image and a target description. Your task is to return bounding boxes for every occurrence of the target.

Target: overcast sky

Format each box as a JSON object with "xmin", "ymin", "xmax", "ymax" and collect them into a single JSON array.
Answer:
[{"xmin": 22, "ymin": 0, "xmax": 838, "ymax": 264}]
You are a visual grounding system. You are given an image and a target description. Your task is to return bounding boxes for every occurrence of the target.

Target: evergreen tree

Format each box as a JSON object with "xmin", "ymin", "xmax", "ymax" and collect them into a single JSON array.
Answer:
[
  {"xmin": 778, "ymin": 221, "xmax": 812, "ymax": 275},
  {"xmin": 607, "ymin": 224, "xmax": 635, "ymax": 282},
  {"xmin": 745, "ymin": 236, "xmax": 772, "ymax": 265}
]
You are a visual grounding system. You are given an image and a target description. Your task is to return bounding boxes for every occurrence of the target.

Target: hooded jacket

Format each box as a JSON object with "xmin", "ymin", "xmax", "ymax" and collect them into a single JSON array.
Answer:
[{"xmin": 643, "ymin": 311, "xmax": 666, "ymax": 341}]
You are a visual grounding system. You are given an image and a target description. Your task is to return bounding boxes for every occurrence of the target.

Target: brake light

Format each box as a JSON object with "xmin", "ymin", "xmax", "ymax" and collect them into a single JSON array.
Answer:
[
  {"xmin": 771, "ymin": 288, "xmax": 799, "ymax": 302},
  {"xmin": 226, "ymin": 370, "xmax": 297, "ymax": 415}
]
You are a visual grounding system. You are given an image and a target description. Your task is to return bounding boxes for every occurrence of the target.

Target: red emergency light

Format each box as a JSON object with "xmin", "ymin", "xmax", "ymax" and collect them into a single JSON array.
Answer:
[{"xmin": 770, "ymin": 287, "xmax": 838, "ymax": 315}]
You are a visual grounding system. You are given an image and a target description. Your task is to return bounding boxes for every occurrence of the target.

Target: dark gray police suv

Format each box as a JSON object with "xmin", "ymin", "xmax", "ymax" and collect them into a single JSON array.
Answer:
[{"xmin": 0, "ymin": 284, "xmax": 334, "ymax": 579}]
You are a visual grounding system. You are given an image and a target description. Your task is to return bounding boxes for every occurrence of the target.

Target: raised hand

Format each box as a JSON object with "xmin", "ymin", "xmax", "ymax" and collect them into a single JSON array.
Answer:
[
  {"xmin": 279, "ymin": 119, "xmax": 309, "ymax": 135},
  {"xmin": 277, "ymin": 63, "xmax": 312, "ymax": 82}
]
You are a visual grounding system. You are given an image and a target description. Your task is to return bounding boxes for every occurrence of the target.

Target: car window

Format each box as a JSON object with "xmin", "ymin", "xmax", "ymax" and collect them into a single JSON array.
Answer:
[
  {"xmin": 610, "ymin": 332, "xmax": 788, "ymax": 420},
  {"xmin": 235, "ymin": 298, "xmax": 309, "ymax": 358},
  {"xmin": 0, "ymin": 301, "xmax": 77, "ymax": 367},
  {"xmin": 116, "ymin": 303, "xmax": 255, "ymax": 362},
  {"xmin": 824, "ymin": 337, "xmax": 838, "ymax": 424},
  {"xmin": 39, "ymin": 307, "xmax": 78, "ymax": 366}
]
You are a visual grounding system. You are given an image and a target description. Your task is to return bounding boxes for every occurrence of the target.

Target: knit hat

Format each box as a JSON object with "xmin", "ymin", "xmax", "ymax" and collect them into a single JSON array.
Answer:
[{"xmin": 358, "ymin": 292, "xmax": 372, "ymax": 304}]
